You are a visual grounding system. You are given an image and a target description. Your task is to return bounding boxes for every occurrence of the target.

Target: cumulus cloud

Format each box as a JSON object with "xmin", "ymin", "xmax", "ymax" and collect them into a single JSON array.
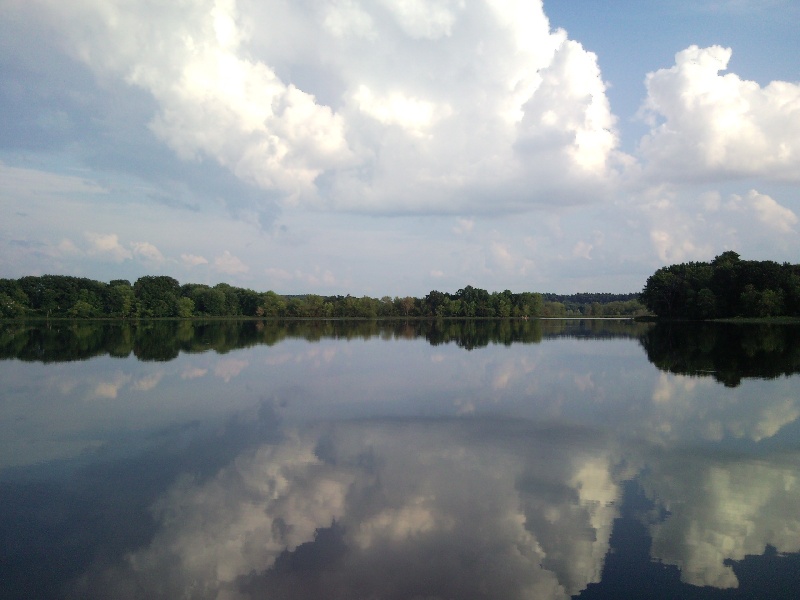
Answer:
[
  {"xmin": 631, "ymin": 182, "xmax": 798, "ymax": 266},
  {"xmin": 727, "ymin": 189, "xmax": 798, "ymax": 233},
  {"xmin": 639, "ymin": 45, "xmax": 800, "ymax": 182},
  {"xmin": 16, "ymin": 0, "xmax": 623, "ymax": 215},
  {"xmin": 181, "ymin": 252, "xmax": 209, "ymax": 267},
  {"xmin": 452, "ymin": 217, "xmax": 475, "ymax": 235},
  {"xmin": 85, "ymin": 232, "xmax": 132, "ymax": 262},
  {"xmin": 489, "ymin": 241, "xmax": 515, "ymax": 272},
  {"xmin": 57, "ymin": 238, "xmax": 81, "ymax": 256},
  {"xmin": 213, "ymin": 250, "xmax": 249, "ymax": 275},
  {"xmin": 4, "ymin": 2, "xmax": 799, "ymax": 290},
  {"xmin": 649, "ymin": 228, "xmax": 709, "ymax": 264},
  {"xmin": 572, "ymin": 240, "xmax": 593, "ymax": 259},
  {"xmin": 131, "ymin": 241, "xmax": 164, "ymax": 263}
]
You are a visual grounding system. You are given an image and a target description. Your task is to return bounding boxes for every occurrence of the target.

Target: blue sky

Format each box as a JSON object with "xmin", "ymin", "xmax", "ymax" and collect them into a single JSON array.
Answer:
[{"xmin": 1, "ymin": 0, "xmax": 799, "ymax": 296}]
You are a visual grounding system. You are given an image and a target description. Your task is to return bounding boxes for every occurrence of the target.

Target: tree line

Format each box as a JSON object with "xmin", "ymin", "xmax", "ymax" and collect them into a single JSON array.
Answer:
[
  {"xmin": 641, "ymin": 251, "xmax": 800, "ymax": 319},
  {"xmin": 0, "ymin": 274, "xmax": 645, "ymax": 320}
]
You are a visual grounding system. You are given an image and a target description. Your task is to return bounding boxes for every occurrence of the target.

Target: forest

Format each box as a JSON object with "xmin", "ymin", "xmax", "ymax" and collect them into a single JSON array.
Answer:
[
  {"xmin": 640, "ymin": 251, "xmax": 800, "ymax": 319},
  {"xmin": 0, "ymin": 274, "xmax": 645, "ymax": 320}
]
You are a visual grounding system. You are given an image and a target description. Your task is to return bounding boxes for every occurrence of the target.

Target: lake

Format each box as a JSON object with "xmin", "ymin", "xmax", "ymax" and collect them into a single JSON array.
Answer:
[{"xmin": 1, "ymin": 319, "xmax": 799, "ymax": 599}]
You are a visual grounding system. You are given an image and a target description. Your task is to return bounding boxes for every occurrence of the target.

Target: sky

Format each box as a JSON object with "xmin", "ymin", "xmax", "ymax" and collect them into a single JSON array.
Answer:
[{"xmin": 1, "ymin": 0, "xmax": 799, "ymax": 296}]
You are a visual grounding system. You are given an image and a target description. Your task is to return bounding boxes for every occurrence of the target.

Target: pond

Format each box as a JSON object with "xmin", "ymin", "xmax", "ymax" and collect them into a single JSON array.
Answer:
[{"xmin": 1, "ymin": 319, "xmax": 799, "ymax": 599}]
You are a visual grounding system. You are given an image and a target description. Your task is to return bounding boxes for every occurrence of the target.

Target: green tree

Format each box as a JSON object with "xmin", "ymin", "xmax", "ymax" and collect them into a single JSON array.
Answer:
[
  {"xmin": 177, "ymin": 297, "xmax": 196, "ymax": 318},
  {"xmin": 134, "ymin": 276, "xmax": 181, "ymax": 317},
  {"xmin": 108, "ymin": 283, "xmax": 135, "ymax": 318},
  {"xmin": 641, "ymin": 269, "xmax": 685, "ymax": 318},
  {"xmin": 258, "ymin": 291, "xmax": 287, "ymax": 317}
]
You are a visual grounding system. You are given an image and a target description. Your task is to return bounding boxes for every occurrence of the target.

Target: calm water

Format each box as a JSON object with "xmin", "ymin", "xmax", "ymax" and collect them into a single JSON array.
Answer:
[{"xmin": 1, "ymin": 319, "xmax": 799, "ymax": 599}]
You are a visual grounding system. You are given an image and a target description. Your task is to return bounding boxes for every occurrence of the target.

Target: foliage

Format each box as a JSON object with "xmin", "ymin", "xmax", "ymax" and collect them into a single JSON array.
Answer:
[
  {"xmin": 642, "ymin": 252, "xmax": 800, "ymax": 319},
  {"xmin": 0, "ymin": 275, "xmax": 646, "ymax": 320}
]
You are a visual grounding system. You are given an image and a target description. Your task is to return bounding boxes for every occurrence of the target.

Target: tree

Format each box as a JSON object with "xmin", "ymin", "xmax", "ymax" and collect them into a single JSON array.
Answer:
[
  {"xmin": 259, "ymin": 291, "xmax": 287, "ymax": 317},
  {"xmin": 396, "ymin": 296, "xmax": 416, "ymax": 317},
  {"xmin": 134, "ymin": 276, "xmax": 181, "ymax": 317},
  {"xmin": 644, "ymin": 253, "xmax": 799, "ymax": 319},
  {"xmin": 423, "ymin": 290, "xmax": 448, "ymax": 317},
  {"xmin": 0, "ymin": 292, "xmax": 26, "ymax": 318},
  {"xmin": 108, "ymin": 282, "xmax": 135, "ymax": 318},
  {"xmin": 0, "ymin": 279, "xmax": 29, "ymax": 318},
  {"xmin": 177, "ymin": 297, "xmax": 196, "ymax": 318},
  {"xmin": 641, "ymin": 269, "xmax": 687, "ymax": 318}
]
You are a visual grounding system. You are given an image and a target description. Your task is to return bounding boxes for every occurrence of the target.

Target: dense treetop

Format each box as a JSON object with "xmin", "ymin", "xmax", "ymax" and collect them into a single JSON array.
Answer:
[
  {"xmin": 0, "ymin": 275, "xmax": 645, "ymax": 320},
  {"xmin": 641, "ymin": 252, "xmax": 800, "ymax": 319}
]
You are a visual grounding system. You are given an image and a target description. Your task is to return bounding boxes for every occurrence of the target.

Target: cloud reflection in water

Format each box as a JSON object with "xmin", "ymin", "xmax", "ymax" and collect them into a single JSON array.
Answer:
[{"xmin": 73, "ymin": 419, "xmax": 622, "ymax": 600}]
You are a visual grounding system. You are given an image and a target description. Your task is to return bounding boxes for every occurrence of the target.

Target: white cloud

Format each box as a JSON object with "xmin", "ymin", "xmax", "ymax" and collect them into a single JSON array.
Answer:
[
  {"xmin": 85, "ymin": 232, "xmax": 132, "ymax": 262},
  {"xmin": 19, "ymin": 0, "xmax": 622, "ymax": 215},
  {"xmin": 0, "ymin": 161, "xmax": 106, "ymax": 197},
  {"xmin": 377, "ymin": 0, "xmax": 464, "ymax": 40},
  {"xmin": 299, "ymin": 267, "xmax": 337, "ymax": 287},
  {"xmin": 57, "ymin": 238, "xmax": 81, "ymax": 256},
  {"xmin": 649, "ymin": 229, "xmax": 708, "ymax": 264},
  {"xmin": 323, "ymin": 1, "xmax": 377, "ymax": 40},
  {"xmin": 572, "ymin": 241, "xmax": 593, "ymax": 259},
  {"xmin": 489, "ymin": 241, "xmax": 515, "ymax": 272},
  {"xmin": 264, "ymin": 267, "xmax": 294, "ymax": 281},
  {"xmin": 352, "ymin": 85, "xmax": 452, "ymax": 137},
  {"xmin": 727, "ymin": 189, "xmax": 798, "ymax": 233},
  {"xmin": 213, "ymin": 250, "xmax": 249, "ymax": 275},
  {"xmin": 636, "ymin": 184, "xmax": 798, "ymax": 265},
  {"xmin": 517, "ymin": 39, "xmax": 618, "ymax": 175},
  {"xmin": 639, "ymin": 45, "xmax": 800, "ymax": 182},
  {"xmin": 132, "ymin": 241, "xmax": 165, "ymax": 263},
  {"xmin": 4, "ymin": 3, "xmax": 799, "ymax": 293},
  {"xmin": 181, "ymin": 253, "xmax": 209, "ymax": 267},
  {"xmin": 452, "ymin": 217, "xmax": 474, "ymax": 235}
]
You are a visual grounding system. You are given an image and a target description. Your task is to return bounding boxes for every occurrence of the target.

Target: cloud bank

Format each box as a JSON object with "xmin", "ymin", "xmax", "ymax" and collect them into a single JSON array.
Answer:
[
  {"xmin": 19, "ymin": 0, "xmax": 621, "ymax": 214},
  {"xmin": 2, "ymin": 0, "xmax": 799, "ymax": 293}
]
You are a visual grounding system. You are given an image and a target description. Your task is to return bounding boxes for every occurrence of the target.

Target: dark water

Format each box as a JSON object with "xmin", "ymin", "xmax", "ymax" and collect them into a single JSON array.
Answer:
[{"xmin": 1, "ymin": 319, "xmax": 799, "ymax": 599}]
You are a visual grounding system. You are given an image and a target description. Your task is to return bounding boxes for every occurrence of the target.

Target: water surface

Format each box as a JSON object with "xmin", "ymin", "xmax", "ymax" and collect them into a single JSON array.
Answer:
[{"xmin": 1, "ymin": 319, "xmax": 799, "ymax": 599}]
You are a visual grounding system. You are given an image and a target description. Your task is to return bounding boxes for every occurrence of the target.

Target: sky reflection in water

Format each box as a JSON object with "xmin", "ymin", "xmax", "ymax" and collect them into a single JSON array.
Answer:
[{"xmin": 1, "ymin": 320, "xmax": 798, "ymax": 599}]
